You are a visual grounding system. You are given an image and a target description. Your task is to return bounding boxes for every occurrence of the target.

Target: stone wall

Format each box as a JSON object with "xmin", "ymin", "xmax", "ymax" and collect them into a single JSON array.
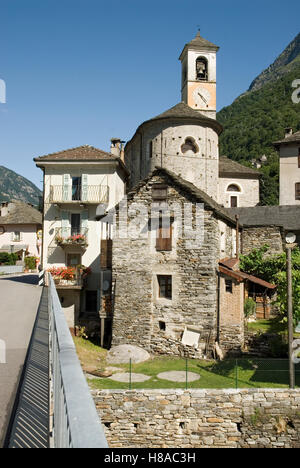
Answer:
[
  {"xmin": 242, "ymin": 226, "xmax": 284, "ymax": 256},
  {"xmin": 111, "ymin": 171, "xmax": 232, "ymax": 355},
  {"xmin": 93, "ymin": 388, "xmax": 300, "ymax": 448}
]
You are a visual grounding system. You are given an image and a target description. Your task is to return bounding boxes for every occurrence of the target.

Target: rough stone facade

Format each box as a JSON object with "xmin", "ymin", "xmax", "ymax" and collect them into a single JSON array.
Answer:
[
  {"xmin": 111, "ymin": 170, "xmax": 242, "ymax": 356},
  {"xmin": 125, "ymin": 119, "xmax": 220, "ymax": 200},
  {"xmin": 93, "ymin": 388, "xmax": 300, "ymax": 448},
  {"xmin": 242, "ymin": 226, "xmax": 284, "ymax": 256}
]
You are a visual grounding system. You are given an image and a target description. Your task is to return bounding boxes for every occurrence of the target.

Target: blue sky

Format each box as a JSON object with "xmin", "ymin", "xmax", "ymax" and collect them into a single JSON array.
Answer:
[{"xmin": 0, "ymin": 0, "xmax": 299, "ymax": 189}]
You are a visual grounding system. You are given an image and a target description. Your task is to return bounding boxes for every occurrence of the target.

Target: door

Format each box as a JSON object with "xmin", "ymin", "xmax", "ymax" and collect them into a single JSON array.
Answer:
[
  {"xmin": 71, "ymin": 213, "xmax": 81, "ymax": 236},
  {"xmin": 72, "ymin": 177, "xmax": 82, "ymax": 201}
]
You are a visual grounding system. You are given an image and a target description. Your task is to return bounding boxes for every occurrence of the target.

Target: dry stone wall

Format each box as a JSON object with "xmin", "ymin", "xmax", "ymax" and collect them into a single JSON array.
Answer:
[{"xmin": 93, "ymin": 388, "xmax": 300, "ymax": 448}]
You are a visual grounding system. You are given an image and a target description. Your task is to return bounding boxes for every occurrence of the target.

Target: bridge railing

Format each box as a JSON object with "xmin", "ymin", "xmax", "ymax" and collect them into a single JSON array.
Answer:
[{"xmin": 48, "ymin": 273, "xmax": 108, "ymax": 448}]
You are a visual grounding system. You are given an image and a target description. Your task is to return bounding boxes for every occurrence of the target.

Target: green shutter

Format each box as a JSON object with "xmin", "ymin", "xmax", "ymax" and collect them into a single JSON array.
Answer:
[
  {"xmin": 63, "ymin": 174, "xmax": 70, "ymax": 201},
  {"xmin": 82, "ymin": 174, "xmax": 88, "ymax": 202},
  {"xmin": 61, "ymin": 211, "xmax": 70, "ymax": 238},
  {"xmin": 81, "ymin": 209, "xmax": 89, "ymax": 235}
]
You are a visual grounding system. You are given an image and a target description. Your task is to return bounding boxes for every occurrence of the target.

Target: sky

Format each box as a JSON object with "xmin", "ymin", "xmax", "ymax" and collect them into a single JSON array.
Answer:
[{"xmin": 0, "ymin": 0, "xmax": 299, "ymax": 190}]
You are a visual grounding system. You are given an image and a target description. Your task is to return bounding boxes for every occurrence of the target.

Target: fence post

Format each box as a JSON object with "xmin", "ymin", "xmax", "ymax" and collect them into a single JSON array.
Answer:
[
  {"xmin": 185, "ymin": 359, "xmax": 188, "ymax": 390},
  {"xmin": 235, "ymin": 359, "xmax": 238, "ymax": 389}
]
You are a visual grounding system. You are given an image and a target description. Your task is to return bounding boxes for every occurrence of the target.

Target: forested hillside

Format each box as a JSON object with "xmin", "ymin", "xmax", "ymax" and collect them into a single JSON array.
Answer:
[{"xmin": 217, "ymin": 33, "xmax": 300, "ymax": 205}]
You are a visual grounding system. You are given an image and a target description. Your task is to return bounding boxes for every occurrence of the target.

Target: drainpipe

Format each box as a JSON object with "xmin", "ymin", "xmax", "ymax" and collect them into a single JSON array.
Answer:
[{"xmin": 235, "ymin": 215, "xmax": 240, "ymax": 260}]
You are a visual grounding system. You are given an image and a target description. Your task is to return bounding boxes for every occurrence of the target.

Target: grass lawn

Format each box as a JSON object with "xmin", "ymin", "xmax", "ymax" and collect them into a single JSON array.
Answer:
[
  {"xmin": 73, "ymin": 336, "xmax": 300, "ymax": 391},
  {"xmin": 247, "ymin": 318, "xmax": 300, "ymax": 338}
]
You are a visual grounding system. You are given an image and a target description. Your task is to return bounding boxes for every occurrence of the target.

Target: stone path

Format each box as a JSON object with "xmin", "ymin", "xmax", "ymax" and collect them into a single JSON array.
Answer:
[
  {"xmin": 157, "ymin": 371, "xmax": 200, "ymax": 382},
  {"xmin": 108, "ymin": 373, "xmax": 151, "ymax": 383}
]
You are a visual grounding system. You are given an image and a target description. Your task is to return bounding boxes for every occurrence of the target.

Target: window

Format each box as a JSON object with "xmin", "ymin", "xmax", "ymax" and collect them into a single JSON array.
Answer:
[
  {"xmin": 71, "ymin": 213, "xmax": 81, "ymax": 236},
  {"xmin": 72, "ymin": 177, "xmax": 81, "ymax": 201},
  {"xmin": 152, "ymin": 184, "xmax": 168, "ymax": 201},
  {"xmin": 158, "ymin": 275, "xmax": 172, "ymax": 299},
  {"xmin": 296, "ymin": 183, "xmax": 300, "ymax": 200},
  {"xmin": 101, "ymin": 239, "xmax": 113, "ymax": 269},
  {"xmin": 149, "ymin": 141, "xmax": 153, "ymax": 158},
  {"xmin": 159, "ymin": 321, "xmax": 166, "ymax": 331},
  {"xmin": 67, "ymin": 253, "xmax": 81, "ymax": 267},
  {"xmin": 298, "ymin": 148, "xmax": 300, "ymax": 168},
  {"xmin": 13, "ymin": 231, "xmax": 21, "ymax": 242},
  {"xmin": 225, "ymin": 279, "xmax": 233, "ymax": 293},
  {"xmin": 181, "ymin": 137, "xmax": 199, "ymax": 154},
  {"xmin": 156, "ymin": 216, "xmax": 172, "ymax": 252},
  {"xmin": 227, "ymin": 184, "xmax": 241, "ymax": 192},
  {"xmin": 86, "ymin": 291, "xmax": 98, "ymax": 313},
  {"xmin": 230, "ymin": 196, "xmax": 238, "ymax": 208},
  {"xmin": 196, "ymin": 57, "xmax": 208, "ymax": 81}
]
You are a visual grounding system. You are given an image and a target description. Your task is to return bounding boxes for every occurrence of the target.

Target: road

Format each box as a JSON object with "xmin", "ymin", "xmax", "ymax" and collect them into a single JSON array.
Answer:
[{"xmin": 0, "ymin": 274, "xmax": 42, "ymax": 447}]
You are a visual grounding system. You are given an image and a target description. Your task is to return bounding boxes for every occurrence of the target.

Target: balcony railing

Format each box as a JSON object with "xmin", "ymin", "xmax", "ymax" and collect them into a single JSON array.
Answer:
[
  {"xmin": 55, "ymin": 228, "xmax": 89, "ymax": 248},
  {"xmin": 48, "ymin": 185, "xmax": 109, "ymax": 204},
  {"xmin": 48, "ymin": 266, "xmax": 88, "ymax": 289}
]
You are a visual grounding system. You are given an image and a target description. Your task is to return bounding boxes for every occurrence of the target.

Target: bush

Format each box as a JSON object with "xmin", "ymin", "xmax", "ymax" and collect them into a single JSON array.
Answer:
[
  {"xmin": 24, "ymin": 256, "xmax": 37, "ymax": 270},
  {"xmin": 0, "ymin": 252, "xmax": 18, "ymax": 265},
  {"xmin": 244, "ymin": 298, "xmax": 256, "ymax": 318}
]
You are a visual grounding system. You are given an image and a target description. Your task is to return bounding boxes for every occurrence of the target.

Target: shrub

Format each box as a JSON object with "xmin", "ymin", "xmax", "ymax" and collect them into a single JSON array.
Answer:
[
  {"xmin": 24, "ymin": 256, "xmax": 37, "ymax": 270},
  {"xmin": 244, "ymin": 298, "xmax": 256, "ymax": 318},
  {"xmin": 0, "ymin": 252, "xmax": 18, "ymax": 265}
]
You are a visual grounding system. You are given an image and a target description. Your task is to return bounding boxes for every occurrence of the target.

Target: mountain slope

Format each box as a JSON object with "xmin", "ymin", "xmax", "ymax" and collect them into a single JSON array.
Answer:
[
  {"xmin": 0, "ymin": 166, "xmax": 42, "ymax": 206},
  {"xmin": 217, "ymin": 32, "xmax": 300, "ymax": 206},
  {"xmin": 248, "ymin": 33, "xmax": 300, "ymax": 92}
]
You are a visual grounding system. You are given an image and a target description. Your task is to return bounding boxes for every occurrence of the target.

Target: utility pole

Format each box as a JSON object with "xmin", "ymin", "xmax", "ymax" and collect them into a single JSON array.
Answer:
[{"xmin": 285, "ymin": 232, "xmax": 297, "ymax": 388}]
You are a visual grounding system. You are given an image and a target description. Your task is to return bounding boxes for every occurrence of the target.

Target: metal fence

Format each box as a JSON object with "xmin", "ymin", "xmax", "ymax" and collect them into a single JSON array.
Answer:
[
  {"xmin": 48, "ymin": 274, "xmax": 108, "ymax": 448},
  {"xmin": 87, "ymin": 357, "xmax": 300, "ymax": 391},
  {"xmin": 0, "ymin": 265, "xmax": 23, "ymax": 275}
]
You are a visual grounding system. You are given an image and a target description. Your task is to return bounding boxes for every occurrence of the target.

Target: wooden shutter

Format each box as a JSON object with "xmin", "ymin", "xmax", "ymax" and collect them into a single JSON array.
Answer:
[
  {"xmin": 156, "ymin": 221, "xmax": 172, "ymax": 251},
  {"xmin": 101, "ymin": 239, "xmax": 113, "ymax": 269},
  {"xmin": 295, "ymin": 183, "xmax": 300, "ymax": 200},
  {"xmin": 80, "ymin": 210, "xmax": 89, "ymax": 238}
]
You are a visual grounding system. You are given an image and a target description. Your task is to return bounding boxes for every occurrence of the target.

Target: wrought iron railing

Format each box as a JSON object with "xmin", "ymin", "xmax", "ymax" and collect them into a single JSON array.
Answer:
[
  {"xmin": 48, "ymin": 185, "xmax": 109, "ymax": 204},
  {"xmin": 55, "ymin": 227, "xmax": 89, "ymax": 247},
  {"xmin": 49, "ymin": 273, "xmax": 108, "ymax": 448}
]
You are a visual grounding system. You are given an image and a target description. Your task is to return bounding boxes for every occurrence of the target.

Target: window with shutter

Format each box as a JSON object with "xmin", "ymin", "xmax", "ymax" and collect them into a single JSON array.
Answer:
[
  {"xmin": 63, "ymin": 174, "xmax": 70, "ymax": 201},
  {"xmin": 156, "ymin": 216, "xmax": 172, "ymax": 251},
  {"xmin": 101, "ymin": 239, "xmax": 113, "ymax": 269},
  {"xmin": 296, "ymin": 183, "xmax": 300, "ymax": 200}
]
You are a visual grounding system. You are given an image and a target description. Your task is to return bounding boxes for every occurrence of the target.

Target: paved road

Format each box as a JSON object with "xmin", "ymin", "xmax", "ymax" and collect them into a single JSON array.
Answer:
[{"xmin": 0, "ymin": 274, "xmax": 42, "ymax": 447}]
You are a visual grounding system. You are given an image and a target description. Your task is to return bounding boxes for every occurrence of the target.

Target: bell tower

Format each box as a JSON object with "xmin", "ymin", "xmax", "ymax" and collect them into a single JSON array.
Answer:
[{"xmin": 179, "ymin": 31, "xmax": 219, "ymax": 119}]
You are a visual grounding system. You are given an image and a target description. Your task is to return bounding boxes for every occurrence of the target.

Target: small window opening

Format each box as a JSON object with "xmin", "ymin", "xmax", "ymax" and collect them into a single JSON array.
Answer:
[
  {"xmin": 225, "ymin": 279, "xmax": 233, "ymax": 294},
  {"xmin": 159, "ymin": 321, "xmax": 166, "ymax": 331},
  {"xmin": 158, "ymin": 275, "xmax": 172, "ymax": 300},
  {"xmin": 181, "ymin": 137, "xmax": 199, "ymax": 154}
]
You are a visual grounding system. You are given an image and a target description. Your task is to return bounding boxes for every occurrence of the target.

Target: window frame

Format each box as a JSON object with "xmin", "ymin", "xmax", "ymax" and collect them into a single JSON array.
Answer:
[{"xmin": 157, "ymin": 275, "xmax": 172, "ymax": 300}]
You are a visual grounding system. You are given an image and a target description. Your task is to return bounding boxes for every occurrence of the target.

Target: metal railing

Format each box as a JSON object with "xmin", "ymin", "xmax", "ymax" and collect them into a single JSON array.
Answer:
[
  {"xmin": 49, "ymin": 185, "xmax": 109, "ymax": 204},
  {"xmin": 49, "ymin": 274, "xmax": 108, "ymax": 448},
  {"xmin": 55, "ymin": 227, "xmax": 89, "ymax": 247}
]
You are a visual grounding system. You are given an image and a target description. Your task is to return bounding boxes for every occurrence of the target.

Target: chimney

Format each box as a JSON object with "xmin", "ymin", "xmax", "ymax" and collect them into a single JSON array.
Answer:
[
  {"xmin": 110, "ymin": 138, "xmax": 122, "ymax": 157},
  {"xmin": 285, "ymin": 127, "xmax": 293, "ymax": 138},
  {"xmin": 110, "ymin": 138, "xmax": 125, "ymax": 162}
]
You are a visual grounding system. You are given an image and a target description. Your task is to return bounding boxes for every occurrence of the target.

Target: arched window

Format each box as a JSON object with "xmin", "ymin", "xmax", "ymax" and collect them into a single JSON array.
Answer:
[
  {"xmin": 227, "ymin": 184, "xmax": 241, "ymax": 192},
  {"xmin": 181, "ymin": 137, "xmax": 199, "ymax": 154},
  {"xmin": 196, "ymin": 57, "xmax": 208, "ymax": 81}
]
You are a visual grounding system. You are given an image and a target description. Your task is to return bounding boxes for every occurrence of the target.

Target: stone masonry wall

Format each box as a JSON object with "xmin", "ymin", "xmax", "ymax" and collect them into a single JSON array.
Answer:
[
  {"xmin": 111, "ymin": 172, "xmax": 222, "ymax": 355},
  {"xmin": 93, "ymin": 388, "xmax": 300, "ymax": 449},
  {"xmin": 242, "ymin": 226, "xmax": 284, "ymax": 256}
]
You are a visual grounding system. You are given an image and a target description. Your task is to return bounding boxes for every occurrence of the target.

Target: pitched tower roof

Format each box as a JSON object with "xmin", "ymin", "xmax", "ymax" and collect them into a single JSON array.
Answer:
[{"xmin": 179, "ymin": 31, "xmax": 219, "ymax": 60}]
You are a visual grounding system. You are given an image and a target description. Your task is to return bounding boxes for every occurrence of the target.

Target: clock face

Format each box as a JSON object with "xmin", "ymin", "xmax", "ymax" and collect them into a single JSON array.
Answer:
[{"xmin": 193, "ymin": 87, "xmax": 211, "ymax": 107}]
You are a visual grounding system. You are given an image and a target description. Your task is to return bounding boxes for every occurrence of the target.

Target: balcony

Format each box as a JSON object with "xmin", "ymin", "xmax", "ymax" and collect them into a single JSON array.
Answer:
[
  {"xmin": 47, "ymin": 266, "xmax": 91, "ymax": 290},
  {"xmin": 55, "ymin": 228, "xmax": 88, "ymax": 251},
  {"xmin": 48, "ymin": 185, "xmax": 109, "ymax": 205}
]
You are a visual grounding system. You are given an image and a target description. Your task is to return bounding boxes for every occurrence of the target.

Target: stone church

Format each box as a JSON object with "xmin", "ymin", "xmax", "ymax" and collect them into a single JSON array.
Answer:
[{"xmin": 98, "ymin": 32, "xmax": 279, "ymax": 357}]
